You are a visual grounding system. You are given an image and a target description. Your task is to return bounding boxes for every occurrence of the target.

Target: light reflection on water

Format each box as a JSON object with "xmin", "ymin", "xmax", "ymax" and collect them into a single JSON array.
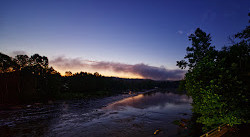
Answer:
[
  {"xmin": 47, "ymin": 91, "xmax": 192, "ymax": 137},
  {"xmin": 0, "ymin": 91, "xmax": 192, "ymax": 137},
  {"xmin": 105, "ymin": 92, "xmax": 192, "ymax": 110}
]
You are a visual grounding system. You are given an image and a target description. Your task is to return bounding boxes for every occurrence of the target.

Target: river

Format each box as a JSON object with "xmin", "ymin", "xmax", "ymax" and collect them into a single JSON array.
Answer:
[{"xmin": 0, "ymin": 89, "xmax": 192, "ymax": 137}]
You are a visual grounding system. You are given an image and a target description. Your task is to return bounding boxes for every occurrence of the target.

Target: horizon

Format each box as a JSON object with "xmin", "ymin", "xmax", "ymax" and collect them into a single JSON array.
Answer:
[{"xmin": 1, "ymin": 51, "xmax": 183, "ymax": 81}]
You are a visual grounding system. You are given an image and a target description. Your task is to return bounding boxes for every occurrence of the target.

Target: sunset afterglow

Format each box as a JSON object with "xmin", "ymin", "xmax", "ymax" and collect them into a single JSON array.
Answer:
[{"xmin": 1, "ymin": 0, "xmax": 249, "ymax": 80}]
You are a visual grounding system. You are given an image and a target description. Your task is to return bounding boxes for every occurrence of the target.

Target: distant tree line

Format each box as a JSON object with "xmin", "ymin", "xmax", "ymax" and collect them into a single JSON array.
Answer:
[
  {"xmin": 177, "ymin": 14, "xmax": 250, "ymax": 131},
  {"xmin": 0, "ymin": 53, "xmax": 179, "ymax": 105},
  {"xmin": 0, "ymin": 53, "xmax": 61, "ymax": 104}
]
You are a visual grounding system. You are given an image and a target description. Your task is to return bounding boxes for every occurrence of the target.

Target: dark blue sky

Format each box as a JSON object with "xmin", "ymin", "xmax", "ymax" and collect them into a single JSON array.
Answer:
[{"xmin": 0, "ymin": 0, "xmax": 249, "ymax": 79}]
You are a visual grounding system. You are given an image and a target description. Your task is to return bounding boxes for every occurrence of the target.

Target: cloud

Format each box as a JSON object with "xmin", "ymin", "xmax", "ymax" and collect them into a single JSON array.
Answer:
[
  {"xmin": 177, "ymin": 30, "xmax": 184, "ymax": 35},
  {"xmin": 50, "ymin": 56, "xmax": 88, "ymax": 69},
  {"xmin": 132, "ymin": 64, "xmax": 185, "ymax": 80},
  {"xmin": 50, "ymin": 56, "xmax": 186, "ymax": 80},
  {"xmin": 10, "ymin": 50, "xmax": 28, "ymax": 57}
]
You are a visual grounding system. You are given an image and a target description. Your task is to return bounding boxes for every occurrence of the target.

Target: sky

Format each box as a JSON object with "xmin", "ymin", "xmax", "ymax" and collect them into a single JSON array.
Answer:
[{"xmin": 0, "ymin": 0, "xmax": 249, "ymax": 80}]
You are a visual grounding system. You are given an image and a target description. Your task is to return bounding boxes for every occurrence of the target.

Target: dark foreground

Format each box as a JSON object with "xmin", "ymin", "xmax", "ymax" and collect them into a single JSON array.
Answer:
[{"xmin": 0, "ymin": 90, "xmax": 192, "ymax": 137}]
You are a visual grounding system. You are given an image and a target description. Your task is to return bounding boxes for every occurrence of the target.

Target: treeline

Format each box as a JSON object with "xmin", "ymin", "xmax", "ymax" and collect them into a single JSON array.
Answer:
[
  {"xmin": 177, "ymin": 14, "xmax": 250, "ymax": 131},
  {"xmin": 0, "ymin": 53, "xmax": 179, "ymax": 105}
]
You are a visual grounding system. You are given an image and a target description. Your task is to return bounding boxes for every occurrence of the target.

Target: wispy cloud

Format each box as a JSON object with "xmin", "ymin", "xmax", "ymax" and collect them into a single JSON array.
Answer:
[
  {"xmin": 177, "ymin": 30, "xmax": 184, "ymax": 35},
  {"xmin": 10, "ymin": 50, "xmax": 28, "ymax": 57},
  {"xmin": 50, "ymin": 56, "xmax": 186, "ymax": 80}
]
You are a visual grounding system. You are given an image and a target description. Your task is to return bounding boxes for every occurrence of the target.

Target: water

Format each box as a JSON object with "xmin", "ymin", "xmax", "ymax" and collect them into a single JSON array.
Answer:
[{"xmin": 0, "ymin": 90, "xmax": 192, "ymax": 137}]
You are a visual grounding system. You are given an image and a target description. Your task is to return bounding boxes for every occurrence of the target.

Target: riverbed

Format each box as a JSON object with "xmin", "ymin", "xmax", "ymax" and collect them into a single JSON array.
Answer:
[{"xmin": 0, "ymin": 89, "xmax": 192, "ymax": 137}]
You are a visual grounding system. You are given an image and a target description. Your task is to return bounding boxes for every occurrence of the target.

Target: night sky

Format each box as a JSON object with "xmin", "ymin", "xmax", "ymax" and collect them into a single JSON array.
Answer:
[{"xmin": 0, "ymin": 0, "xmax": 249, "ymax": 80}]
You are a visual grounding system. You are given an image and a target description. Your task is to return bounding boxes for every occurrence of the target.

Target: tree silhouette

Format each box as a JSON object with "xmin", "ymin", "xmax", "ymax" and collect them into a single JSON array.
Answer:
[
  {"xmin": 0, "ymin": 52, "xmax": 18, "ymax": 72},
  {"xmin": 177, "ymin": 28, "xmax": 216, "ymax": 69},
  {"xmin": 65, "ymin": 71, "xmax": 73, "ymax": 76},
  {"xmin": 0, "ymin": 52, "xmax": 177, "ymax": 104},
  {"xmin": 14, "ymin": 54, "xmax": 29, "ymax": 69}
]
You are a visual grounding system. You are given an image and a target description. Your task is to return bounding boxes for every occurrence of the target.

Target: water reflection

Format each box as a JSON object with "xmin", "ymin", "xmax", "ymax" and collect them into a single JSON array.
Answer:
[
  {"xmin": 88, "ymin": 91, "xmax": 193, "ymax": 137},
  {"xmin": 0, "ymin": 90, "xmax": 192, "ymax": 137},
  {"xmin": 105, "ymin": 92, "xmax": 192, "ymax": 110},
  {"xmin": 48, "ymin": 91, "xmax": 192, "ymax": 137}
]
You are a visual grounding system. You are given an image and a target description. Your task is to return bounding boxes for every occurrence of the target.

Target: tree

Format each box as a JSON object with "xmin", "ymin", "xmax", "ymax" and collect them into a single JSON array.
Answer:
[
  {"xmin": 0, "ymin": 52, "xmax": 19, "ymax": 72},
  {"xmin": 177, "ymin": 28, "xmax": 216, "ymax": 69},
  {"xmin": 14, "ymin": 54, "xmax": 29, "ymax": 69},
  {"xmin": 23, "ymin": 54, "xmax": 49, "ymax": 75},
  {"xmin": 65, "ymin": 71, "xmax": 72, "ymax": 76},
  {"xmin": 46, "ymin": 67, "xmax": 60, "ymax": 75},
  {"xmin": 94, "ymin": 72, "xmax": 101, "ymax": 77},
  {"xmin": 30, "ymin": 54, "xmax": 48, "ymax": 68},
  {"xmin": 177, "ymin": 26, "xmax": 249, "ymax": 131}
]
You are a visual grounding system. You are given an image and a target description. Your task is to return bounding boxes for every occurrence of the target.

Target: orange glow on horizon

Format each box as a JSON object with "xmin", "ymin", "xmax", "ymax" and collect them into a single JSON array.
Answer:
[{"xmin": 54, "ymin": 67, "xmax": 144, "ymax": 79}]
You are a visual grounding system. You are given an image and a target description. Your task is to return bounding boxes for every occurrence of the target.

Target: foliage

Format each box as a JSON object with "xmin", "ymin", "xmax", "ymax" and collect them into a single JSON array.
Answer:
[{"xmin": 177, "ymin": 24, "xmax": 250, "ymax": 131}]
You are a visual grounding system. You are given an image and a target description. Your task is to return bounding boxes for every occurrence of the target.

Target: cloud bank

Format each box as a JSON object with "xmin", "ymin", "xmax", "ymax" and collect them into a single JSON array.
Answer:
[{"xmin": 50, "ymin": 56, "xmax": 186, "ymax": 80}]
